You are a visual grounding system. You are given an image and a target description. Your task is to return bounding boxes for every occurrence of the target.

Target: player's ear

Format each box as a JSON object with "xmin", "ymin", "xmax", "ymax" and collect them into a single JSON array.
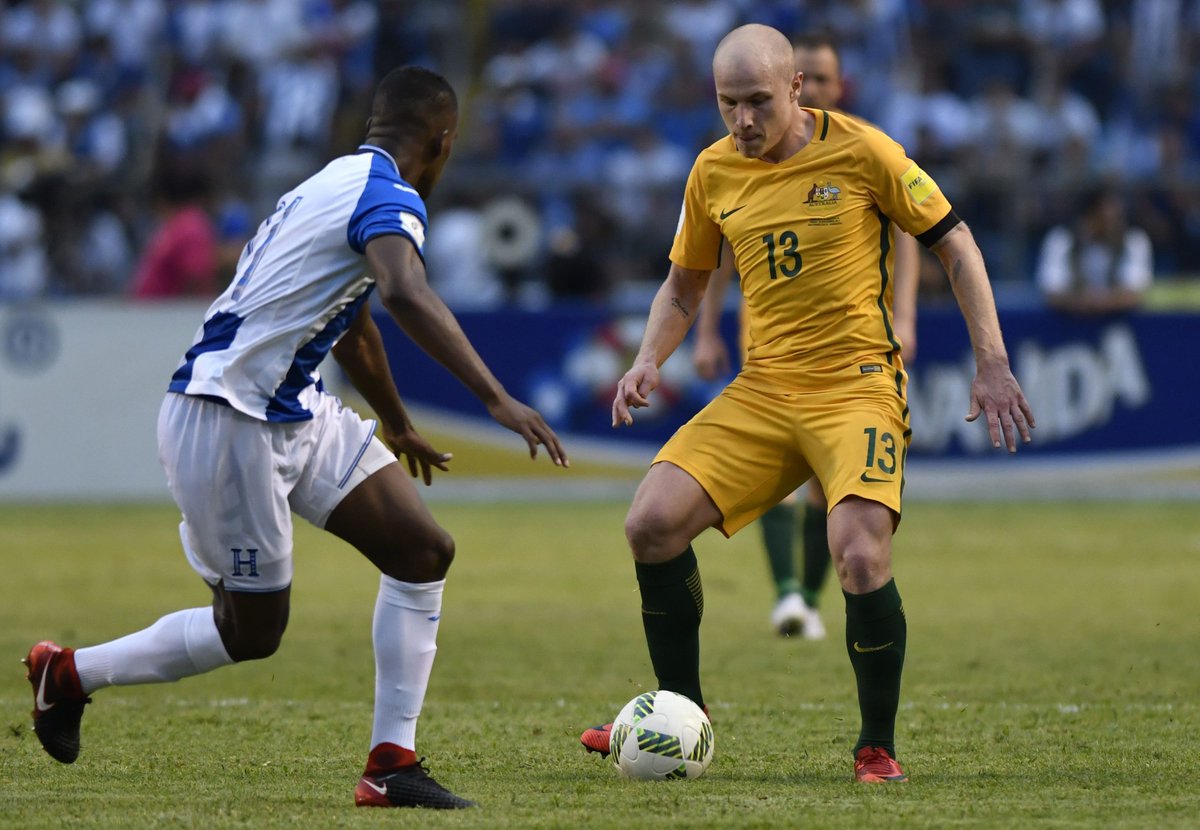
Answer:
[
  {"xmin": 428, "ymin": 130, "xmax": 446, "ymax": 162},
  {"xmin": 430, "ymin": 128, "xmax": 457, "ymax": 162}
]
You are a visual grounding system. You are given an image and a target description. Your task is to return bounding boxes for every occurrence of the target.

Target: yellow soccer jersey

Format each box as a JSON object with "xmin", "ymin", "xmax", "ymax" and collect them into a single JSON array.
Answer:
[{"xmin": 671, "ymin": 108, "xmax": 955, "ymax": 388}]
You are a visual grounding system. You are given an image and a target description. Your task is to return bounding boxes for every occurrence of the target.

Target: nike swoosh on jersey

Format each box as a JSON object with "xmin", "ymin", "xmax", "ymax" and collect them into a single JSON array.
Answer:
[
  {"xmin": 860, "ymin": 472, "xmax": 890, "ymax": 483},
  {"xmin": 853, "ymin": 641, "xmax": 894, "ymax": 653},
  {"xmin": 719, "ymin": 205, "xmax": 746, "ymax": 220},
  {"xmin": 35, "ymin": 663, "xmax": 55, "ymax": 712},
  {"xmin": 393, "ymin": 182, "xmax": 419, "ymax": 195}
]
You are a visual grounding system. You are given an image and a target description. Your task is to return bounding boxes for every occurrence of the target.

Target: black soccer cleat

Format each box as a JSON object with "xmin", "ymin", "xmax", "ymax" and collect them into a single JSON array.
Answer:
[
  {"xmin": 23, "ymin": 641, "xmax": 92, "ymax": 764},
  {"xmin": 354, "ymin": 758, "xmax": 477, "ymax": 809}
]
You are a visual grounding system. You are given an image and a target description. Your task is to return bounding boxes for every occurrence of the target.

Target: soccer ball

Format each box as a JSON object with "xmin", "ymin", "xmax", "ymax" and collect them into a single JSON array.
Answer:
[{"xmin": 609, "ymin": 690, "xmax": 714, "ymax": 780}]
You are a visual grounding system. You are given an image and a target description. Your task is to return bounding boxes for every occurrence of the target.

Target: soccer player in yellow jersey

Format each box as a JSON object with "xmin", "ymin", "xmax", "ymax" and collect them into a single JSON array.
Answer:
[
  {"xmin": 580, "ymin": 24, "xmax": 1034, "ymax": 783},
  {"xmin": 694, "ymin": 34, "xmax": 921, "ymax": 640}
]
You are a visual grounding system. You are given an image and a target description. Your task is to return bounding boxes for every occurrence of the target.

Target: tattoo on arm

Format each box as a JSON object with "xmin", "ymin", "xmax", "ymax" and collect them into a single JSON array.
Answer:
[
  {"xmin": 949, "ymin": 258, "xmax": 963, "ymax": 287},
  {"xmin": 671, "ymin": 297, "xmax": 690, "ymax": 319}
]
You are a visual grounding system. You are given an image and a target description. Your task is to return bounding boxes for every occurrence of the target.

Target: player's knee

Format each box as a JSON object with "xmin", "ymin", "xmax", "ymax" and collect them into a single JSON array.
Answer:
[
  {"xmin": 425, "ymin": 528, "xmax": 456, "ymax": 575},
  {"xmin": 222, "ymin": 625, "xmax": 286, "ymax": 662},
  {"xmin": 833, "ymin": 542, "xmax": 889, "ymax": 592},
  {"xmin": 382, "ymin": 526, "xmax": 455, "ymax": 582},
  {"xmin": 624, "ymin": 507, "xmax": 676, "ymax": 563}
]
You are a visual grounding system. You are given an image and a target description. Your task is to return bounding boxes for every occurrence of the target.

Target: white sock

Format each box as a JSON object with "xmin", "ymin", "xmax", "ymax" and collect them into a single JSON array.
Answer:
[
  {"xmin": 370, "ymin": 576, "xmax": 444, "ymax": 751},
  {"xmin": 74, "ymin": 607, "xmax": 234, "ymax": 694}
]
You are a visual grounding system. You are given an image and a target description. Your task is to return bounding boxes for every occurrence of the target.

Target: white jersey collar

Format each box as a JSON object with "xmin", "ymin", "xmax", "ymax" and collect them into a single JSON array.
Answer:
[{"xmin": 357, "ymin": 144, "xmax": 400, "ymax": 175}]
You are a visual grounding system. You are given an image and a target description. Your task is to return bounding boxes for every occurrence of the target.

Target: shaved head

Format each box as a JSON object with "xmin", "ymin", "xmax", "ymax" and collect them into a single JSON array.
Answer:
[
  {"xmin": 712, "ymin": 24, "xmax": 806, "ymax": 161},
  {"xmin": 713, "ymin": 24, "xmax": 796, "ymax": 87}
]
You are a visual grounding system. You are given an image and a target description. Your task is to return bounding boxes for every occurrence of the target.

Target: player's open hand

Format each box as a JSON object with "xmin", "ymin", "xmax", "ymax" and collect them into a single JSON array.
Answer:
[
  {"xmin": 612, "ymin": 362, "xmax": 659, "ymax": 428},
  {"xmin": 965, "ymin": 359, "xmax": 1036, "ymax": 453},
  {"xmin": 693, "ymin": 332, "xmax": 731, "ymax": 381},
  {"xmin": 486, "ymin": 394, "xmax": 569, "ymax": 467},
  {"xmin": 382, "ymin": 425, "xmax": 452, "ymax": 486}
]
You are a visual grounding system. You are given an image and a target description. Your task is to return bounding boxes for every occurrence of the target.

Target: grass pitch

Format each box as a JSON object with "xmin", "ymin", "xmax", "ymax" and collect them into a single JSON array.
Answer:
[{"xmin": 1, "ymin": 500, "xmax": 1197, "ymax": 829}]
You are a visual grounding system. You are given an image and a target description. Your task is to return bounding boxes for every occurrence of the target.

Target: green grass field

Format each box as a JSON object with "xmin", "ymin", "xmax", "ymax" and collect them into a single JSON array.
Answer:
[{"xmin": 1, "ymin": 501, "xmax": 1197, "ymax": 829}]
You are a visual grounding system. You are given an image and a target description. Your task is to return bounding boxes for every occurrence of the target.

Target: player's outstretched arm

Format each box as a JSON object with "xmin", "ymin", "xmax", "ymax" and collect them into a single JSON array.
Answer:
[
  {"xmin": 693, "ymin": 241, "xmax": 734, "ymax": 381},
  {"xmin": 366, "ymin": 233, "xmax": 568, "ymax": 467},
  {"xmin": 614, "ymin": 263, "xmax": 711, "ymax": 428},
  {"xmin": 332, "ymin": 304, "xmax": 451, "ymax": 484},
  {"xmin": 930, "ymin": 222, "xmax": 1035, "ymax": 452}
]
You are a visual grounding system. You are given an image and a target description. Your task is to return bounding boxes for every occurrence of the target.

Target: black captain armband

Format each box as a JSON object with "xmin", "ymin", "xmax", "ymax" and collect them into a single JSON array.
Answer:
[{"xmin": 915, "ymin": 210, "xmax": 962, "ymax": 248}]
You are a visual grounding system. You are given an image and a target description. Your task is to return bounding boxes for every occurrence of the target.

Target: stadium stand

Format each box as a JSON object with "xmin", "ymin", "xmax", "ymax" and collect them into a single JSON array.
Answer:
[{"xmin": 1, "ymin": 0, "xmax": 1198, "ymax": 303}]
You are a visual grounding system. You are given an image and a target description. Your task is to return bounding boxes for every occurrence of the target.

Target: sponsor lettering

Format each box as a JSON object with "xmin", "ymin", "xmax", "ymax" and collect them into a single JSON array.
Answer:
[{"xmin": 907, "ymin": 324, "xmax": 1149, "ymax": 452}]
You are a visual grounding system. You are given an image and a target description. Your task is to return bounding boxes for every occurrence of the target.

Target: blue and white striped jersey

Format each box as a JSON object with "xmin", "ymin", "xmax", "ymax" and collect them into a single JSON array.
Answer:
[{"xmin": 168, "ymin": 145, "xmax": 426, "ymax": 422}]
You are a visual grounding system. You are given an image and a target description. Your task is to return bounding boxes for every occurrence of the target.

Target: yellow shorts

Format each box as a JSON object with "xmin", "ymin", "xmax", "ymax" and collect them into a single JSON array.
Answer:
[{"xmin": 654, "ymin": 365, "xmax": 910, "ymax": 537}]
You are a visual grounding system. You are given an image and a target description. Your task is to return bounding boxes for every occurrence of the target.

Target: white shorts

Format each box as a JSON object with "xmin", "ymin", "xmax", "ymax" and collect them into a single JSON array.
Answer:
[{"xmin": 157, "ymin": 392, "xmax": 396, "ymax": 591}]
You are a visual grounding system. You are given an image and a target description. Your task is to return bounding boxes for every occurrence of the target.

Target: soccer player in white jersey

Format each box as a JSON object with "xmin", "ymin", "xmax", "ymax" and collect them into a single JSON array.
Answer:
[{"xmin": 22, "ymin": 66, "xmax": 567, "ymax": 810}]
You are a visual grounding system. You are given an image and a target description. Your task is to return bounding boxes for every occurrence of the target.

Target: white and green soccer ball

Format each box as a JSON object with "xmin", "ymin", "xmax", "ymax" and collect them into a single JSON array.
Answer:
[{"xmin": 609, "ymin": 690, "xmax": 714, "ymax": 780}]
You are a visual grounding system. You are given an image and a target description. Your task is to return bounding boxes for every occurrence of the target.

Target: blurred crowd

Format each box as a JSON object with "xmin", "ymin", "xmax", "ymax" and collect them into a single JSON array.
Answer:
[{"xmin": 2, "ymin": 0, "xmax": 1199, "ymax": 307}]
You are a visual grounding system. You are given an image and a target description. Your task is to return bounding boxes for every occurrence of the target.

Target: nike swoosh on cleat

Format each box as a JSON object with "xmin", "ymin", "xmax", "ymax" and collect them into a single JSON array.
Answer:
[
  {"xmin": 853, "ymin": 641, "xmax": 894, "ymax": 653},
  {"xmin": 362, "ymin": 780, "xmax": 387, "ymax": 795},
  {"xmin": 719, "ymin": 205, "xmax": 746, "ymax": 220},
  {"xmin": 34, "ymin": 663, "xmax": 54, "ymax": 712},
  {"xmin": 860, "ymin": 472, "xmax": 889, "ymax": 483}
]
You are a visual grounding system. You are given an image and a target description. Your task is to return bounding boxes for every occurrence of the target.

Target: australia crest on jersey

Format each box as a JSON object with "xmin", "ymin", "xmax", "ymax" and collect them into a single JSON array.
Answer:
[{"xmin": 803, "ymin": 180, "xmax": 841, "ymax": 208}]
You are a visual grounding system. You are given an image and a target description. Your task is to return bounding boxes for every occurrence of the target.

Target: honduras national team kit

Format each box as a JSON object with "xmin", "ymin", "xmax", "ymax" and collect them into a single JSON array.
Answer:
[{"xmin": 159, "ymin": 145, "xmax": 421, "ymax": 590}]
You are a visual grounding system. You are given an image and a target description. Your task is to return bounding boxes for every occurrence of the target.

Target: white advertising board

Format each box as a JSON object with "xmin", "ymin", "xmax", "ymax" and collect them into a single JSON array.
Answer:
[{"xmin": 0, "ymin": 301, "xmax": 209, "ymax": 500}]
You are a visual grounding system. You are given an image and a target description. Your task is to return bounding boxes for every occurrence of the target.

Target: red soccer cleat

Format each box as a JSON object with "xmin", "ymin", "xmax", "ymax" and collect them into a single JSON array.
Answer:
[
  {"xmin": 580, "ymin": 703, "xmax": 710, "ymax": 758},
  {"xmin": 854, "ymin": 746, "xmax": 908, "ymax": 783},
  {"xmin": 580, "ymin": 722, "xmax": 613, "ymax": 756},
  {"xmin": 22, "ymin": 641, "xmax": 90, "ymax": 764}
]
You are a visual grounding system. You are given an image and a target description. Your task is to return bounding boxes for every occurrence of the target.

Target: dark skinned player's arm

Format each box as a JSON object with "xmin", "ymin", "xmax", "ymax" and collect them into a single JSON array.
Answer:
[
  {"xmin": 330, "ymin": 300, "xmax": 415, "ymax": 433},
  {"xmin": 363, "ymin": 232, "xmax": 567, "ymax": 465}
]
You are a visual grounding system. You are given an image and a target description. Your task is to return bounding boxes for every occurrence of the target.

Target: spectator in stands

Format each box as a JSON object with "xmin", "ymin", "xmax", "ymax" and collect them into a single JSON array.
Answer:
[
  {"xmin": 1036, "ymin": 185, "xmax": 1153, "ymax": 315},
  {"xmin": 0, "ymin": 183, "xmax": 49, "ymax": 300},
  {"xmin": 2, "ymin": 0, "xmax": 82, "ymax": 82},
  {"xmin": 130, "ymin": 168, "xmax": 218, "ymax": 299},
  {"xmin": 1, "ymin": 0, "xmax": 1199, "ymax": 299},
  {"xmin": 1036, "ymin": 71, "xmax": 1101, "ymax": 182}
]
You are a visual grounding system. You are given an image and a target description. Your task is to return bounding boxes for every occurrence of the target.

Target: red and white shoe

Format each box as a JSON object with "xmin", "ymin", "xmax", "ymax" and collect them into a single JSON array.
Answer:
[
  {"xmin": 580, "ymin": 703, "xmax": 710, "ymax": 758},
  {"xmin": 355, "ymin": 760, "xmax": 476, "ymax": 809},
  {"xmin": 854, "ymin": 746, "xmax": 908, "ymax": 783},
  {"xmin": 22, "ymin": 641, "xmax": 90, "ymax": 764}
]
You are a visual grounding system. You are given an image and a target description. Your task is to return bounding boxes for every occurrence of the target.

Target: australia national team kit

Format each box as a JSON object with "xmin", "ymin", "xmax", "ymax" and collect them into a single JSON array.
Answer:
[
  {"xmin": 160, "ymin": 145, "xmax": 424, "ymax": 591},
  {"xmin": 659, "ymin": 109, "xmax": 956, "ymax": 535}
]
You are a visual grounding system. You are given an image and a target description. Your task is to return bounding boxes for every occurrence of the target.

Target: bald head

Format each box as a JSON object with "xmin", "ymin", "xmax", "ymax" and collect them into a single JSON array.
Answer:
[
  {"xmin": 712, "ymin": 24, "xmax": 805, "ymax": 161},
  {"xmin": 713, "ymin": 24, "xmax": 795, "ymax": 87}
]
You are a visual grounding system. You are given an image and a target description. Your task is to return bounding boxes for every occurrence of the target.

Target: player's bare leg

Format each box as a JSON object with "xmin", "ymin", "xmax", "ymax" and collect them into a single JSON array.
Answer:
[
  {"xmin": 325, "ymin": 461, "xmax": 475, "ymax": 809},
  {"xmin": 24, "ymin": 582, "xmax": 285, "ymax": 764},
  {"xmin": 828, "ymin": 496, "xmax": 908, "ymax": 782},
  {"xmin": 210, "ymin": 583, "xmax": 291, "ymax": 660},
  {"xmin": 581, "ymin": 462, "xmax": 720, "ymax": 756}
]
